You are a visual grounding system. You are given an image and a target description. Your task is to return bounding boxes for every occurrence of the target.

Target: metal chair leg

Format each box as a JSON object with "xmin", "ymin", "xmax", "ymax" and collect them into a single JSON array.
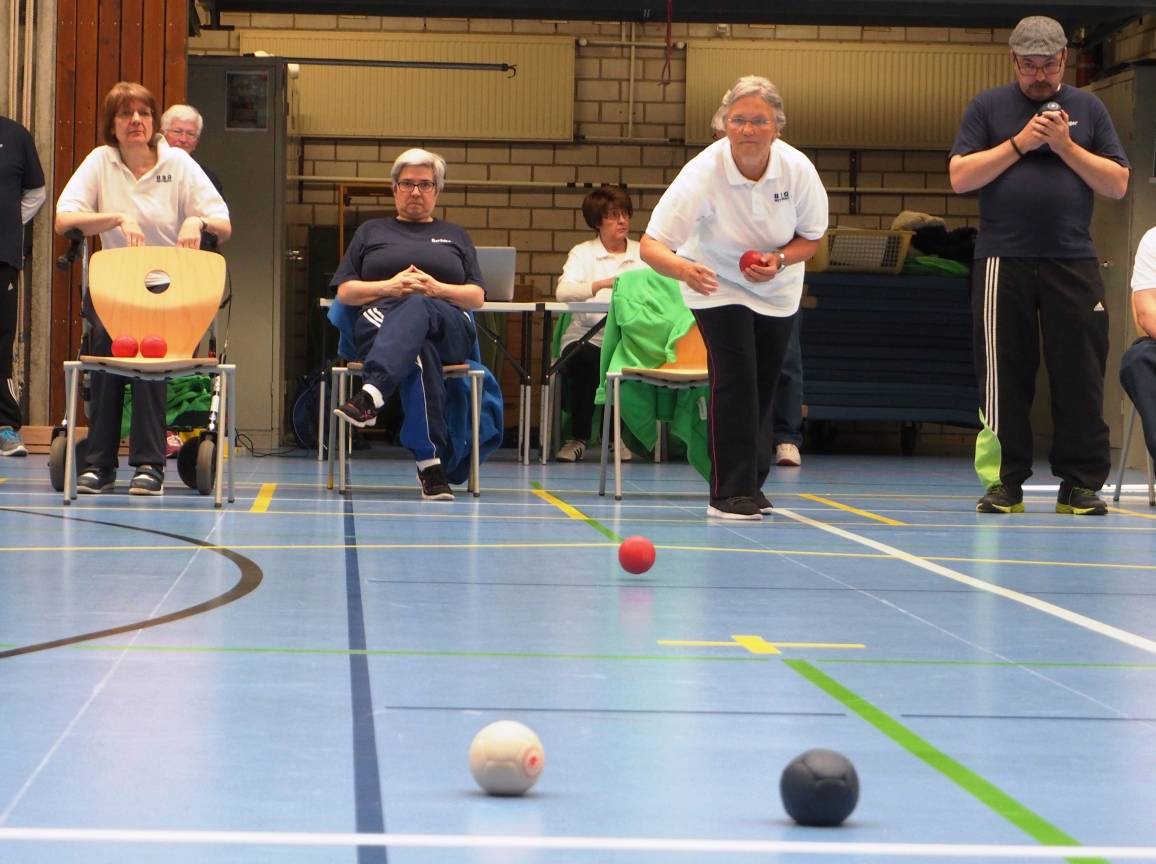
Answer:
[
  {"xmin": 597, "ymin": 372, "xmax": 616, "ymax": 497},
  {"xmin": 62, "ymin": 361, "xmax": 81, "ymax": 505},
  {"xmin": 1113, "ymin": 403, "xmax": 1138, "ymax": 503}
]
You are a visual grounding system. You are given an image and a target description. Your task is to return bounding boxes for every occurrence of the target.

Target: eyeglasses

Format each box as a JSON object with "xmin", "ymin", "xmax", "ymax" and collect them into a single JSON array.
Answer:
[
  {"xmin": 1015, "ymin": 56, "xmax": 1063, "ymax": 75},
  {"xmin": 396, "ymin": 179, "xmax": 437, "ymax": 193},
  {"xmin": 603, "ymin": 209, "xmax": 630, "ymax": 222},
  {"xmin": 167, "ymin": 129, "xmax": 199, "ymax": 140},
  {"xmin": 727, "ymin": 116, "xmax": 773, "ymax": 129},
  {"xmin": 116, "ymin": 108, "xmax": 153, "ymax": 120}
]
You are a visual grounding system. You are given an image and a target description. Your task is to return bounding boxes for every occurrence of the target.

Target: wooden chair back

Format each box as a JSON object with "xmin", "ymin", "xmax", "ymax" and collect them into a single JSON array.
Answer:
[{"xmin": 88, "ymin": 246, "xmax": 226, "ymax": 358}]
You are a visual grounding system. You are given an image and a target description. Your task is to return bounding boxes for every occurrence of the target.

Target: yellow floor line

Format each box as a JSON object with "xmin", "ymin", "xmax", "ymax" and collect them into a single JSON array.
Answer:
[
  {"xmin": 530, "ymin": 486, "xmax": 590, "ymax": 521},
  {"xmin": 1111, "ymin": 505, "xmax": 1156, "ymax": 521},
  {"xmin": 800, "ymin": 492, "xmax": 905, "ymax": 526},
  {"xmin": 249, "ymin": 483, "xmax": 276, "ymax": 513}
]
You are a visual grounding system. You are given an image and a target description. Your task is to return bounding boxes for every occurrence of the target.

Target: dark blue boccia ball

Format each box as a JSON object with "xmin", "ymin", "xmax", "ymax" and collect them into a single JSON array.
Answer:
[{"xmin": 780, "ymin": 748, "xmax": 859, "ymax": 826}]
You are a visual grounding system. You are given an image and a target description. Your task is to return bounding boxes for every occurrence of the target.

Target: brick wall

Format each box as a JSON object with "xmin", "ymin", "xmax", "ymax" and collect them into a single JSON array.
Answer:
[{"xmin": 192, "ymin": 12, "xmax": 1018, "ymax": 452}]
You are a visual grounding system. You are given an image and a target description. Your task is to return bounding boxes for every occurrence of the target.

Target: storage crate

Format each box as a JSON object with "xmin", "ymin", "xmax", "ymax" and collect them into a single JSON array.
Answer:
[{"xmin": 806, "ymin": 228, "xmax": 914, "ymax": 275}]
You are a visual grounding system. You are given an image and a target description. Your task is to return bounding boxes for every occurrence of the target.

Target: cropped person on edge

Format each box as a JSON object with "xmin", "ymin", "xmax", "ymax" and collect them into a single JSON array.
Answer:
[
  {"xmin": 55, "ymin": 81, "xmax": 230, "ymax": 496},
  {"xmin": 554, "ymin": 185, "xmax": 645, "ymax": 462},
  {"xmin": 331, "ymin": 148, "xmax": 484, "ymax": 502},
  {"xmin": 641, "ymin": 75, "xmax": 828, "ymax": 520},
  {"xmin": 949, "ymin": 16, "xmax": 1129, "ymax": 515},
  {"xmin": 1120, "ymin": 227, "xmax": 1156, "ymax": 465},
  {"xmin": 0, "ymin": 113, "xmax": 45, "ymax": 457}
]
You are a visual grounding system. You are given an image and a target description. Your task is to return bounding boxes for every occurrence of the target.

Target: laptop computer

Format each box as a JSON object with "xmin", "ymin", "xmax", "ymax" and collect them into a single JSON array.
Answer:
[{"xmin": 475, "ymin": 246, "xmax": 517, "ymax": 301}]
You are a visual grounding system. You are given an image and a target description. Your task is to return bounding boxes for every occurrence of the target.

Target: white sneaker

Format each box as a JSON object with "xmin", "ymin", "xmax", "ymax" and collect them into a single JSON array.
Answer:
[
  {"xmin": 614, "ymin": 443, "xmax": 633, "ymax": 462},
  {"xmin": 775, "ymin": 443, "xmax": 801, "ymax": 467},
  {"xmin": 556, "ymin": 439, "xmax": 586, "ymax": 462}
]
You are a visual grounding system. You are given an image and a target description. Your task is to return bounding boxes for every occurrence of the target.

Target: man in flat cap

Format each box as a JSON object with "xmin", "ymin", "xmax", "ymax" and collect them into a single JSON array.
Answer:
[{"xmin": 949, "ymin": 15, "xmax": 1130, "ymax": 515}]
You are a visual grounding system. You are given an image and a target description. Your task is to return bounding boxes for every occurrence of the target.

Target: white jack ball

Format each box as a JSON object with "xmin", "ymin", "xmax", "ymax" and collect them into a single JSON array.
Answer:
[{"xmin": 468, "ymin": 721, "xmax": 545, "ymax": 796}]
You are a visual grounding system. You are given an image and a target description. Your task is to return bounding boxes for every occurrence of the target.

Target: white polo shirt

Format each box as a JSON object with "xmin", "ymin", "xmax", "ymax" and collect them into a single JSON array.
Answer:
[
  {"xmin": 556, "ymin": 236, "xmax": 644, "ymax": 348},
  {"xmin": 1133, "ymin": 228, "xmax": 1156, "ymax": 294},
  {"xmin": 646, "ymin": 136, "xmax": 828, "ymax": 316},
  {"xmin": 56, "ymin": 138, "xmax": 229, "ymax": 249}
]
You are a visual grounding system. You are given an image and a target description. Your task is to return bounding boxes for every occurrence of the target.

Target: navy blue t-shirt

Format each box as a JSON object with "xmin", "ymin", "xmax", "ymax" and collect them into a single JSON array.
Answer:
[
  {"xmin": 329, "ymin": 217, "xmax": 484, "ymax": 300},
  {"xmin": 0, "ymin": 116, "xmax": 45, "ymax": 270},
  {"xmin": 950, "ymin": 83, "xmax": 1129, "ymax": 259}
]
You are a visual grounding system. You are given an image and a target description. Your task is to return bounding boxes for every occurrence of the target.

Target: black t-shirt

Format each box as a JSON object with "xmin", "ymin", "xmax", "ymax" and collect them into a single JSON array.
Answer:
[
  {"xmin": 0, "ymin": 116, "xmax": 46, "ymax": 270},
  {"xmin": 329, "ymin": 217, "xmax": 484, "ymax": 299},
  {"xmin": 950, "ymin": 83, "xmax": 1129, "ymax": 259}
]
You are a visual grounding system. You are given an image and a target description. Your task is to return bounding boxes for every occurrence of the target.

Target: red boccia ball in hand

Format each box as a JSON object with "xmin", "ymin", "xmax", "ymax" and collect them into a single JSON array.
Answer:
[
  {"xmin": 140, "ymin": 335, "xmax": 168, "ymax": 358},
  {"xmin": 739, "ymin": 250, "xmax": 764, "ymax": 271},
  {"xmin": 618, "ymin": 535, "xmax": 656, "ymax": 574},
  {"xmin": 111, "ymin": 335, "xmax": 139, "ymax": 357}
]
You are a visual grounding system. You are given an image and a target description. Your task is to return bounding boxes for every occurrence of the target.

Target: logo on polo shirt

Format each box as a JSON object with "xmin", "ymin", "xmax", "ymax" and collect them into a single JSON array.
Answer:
[
  {"xmin": 773, "ymin": 191, "xmax": 791, "ymax": 202},
  {"xmin": 156, "ymin": 174, "xmax": 172, "ymax": 183},
  {"xmin": 430, "ymin": 238, "xmax": 453, "ymax": 243}
]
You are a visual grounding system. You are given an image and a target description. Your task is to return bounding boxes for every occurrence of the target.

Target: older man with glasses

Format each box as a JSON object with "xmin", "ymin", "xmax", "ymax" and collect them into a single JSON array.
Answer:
[{"xmin": 949, "ymin": 16, "xmax": 1130, "ymax": 516}]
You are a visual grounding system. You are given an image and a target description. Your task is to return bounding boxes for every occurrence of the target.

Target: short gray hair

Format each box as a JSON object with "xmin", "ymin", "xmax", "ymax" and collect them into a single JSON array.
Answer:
[
  {"xmin": 719, "ymin": 75, "xmax": 786, "ymax": 130},
  {"xmin": 391, "ymin": 148, "xmax": 447, "ymax": 191},
  {"xmin": 160, "ymin": 104, "xmax": 203, "ymax": 134}
]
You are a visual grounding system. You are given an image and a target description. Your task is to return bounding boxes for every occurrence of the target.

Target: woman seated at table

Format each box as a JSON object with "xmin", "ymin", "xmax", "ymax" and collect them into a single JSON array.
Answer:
[
  {"xmin": 331, "ymin": 147, "xmax": 484, "ymax": 501},
  {"xmin": 55, "ymin": 81, "xmax": 230, "ymax": 497},
  {"xmin": 554, "ymin": 185, "xmax": 645, "ymax": 462}
]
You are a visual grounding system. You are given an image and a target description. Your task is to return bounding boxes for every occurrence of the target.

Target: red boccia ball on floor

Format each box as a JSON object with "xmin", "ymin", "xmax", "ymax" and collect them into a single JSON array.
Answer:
[
  {"xmin": 140, "ymin": 335, "xmax": 168, "ymax": 358},
  {"xmin": 111, "ymin": 335, "xmax": 138, "ymax": 357},
  {"xmin": 618, "ymin": 535, "xmax": 656, "ymax": 574}
]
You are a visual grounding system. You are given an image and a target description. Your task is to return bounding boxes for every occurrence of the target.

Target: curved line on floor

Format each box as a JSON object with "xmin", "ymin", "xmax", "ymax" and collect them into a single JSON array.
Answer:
[{"xmin": 0, "ymin": 507, "xmax": 264, "ymax": 660}]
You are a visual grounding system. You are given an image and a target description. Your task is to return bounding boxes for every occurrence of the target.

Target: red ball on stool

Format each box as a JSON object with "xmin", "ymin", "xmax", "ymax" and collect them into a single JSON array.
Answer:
[
  {"xmin": 140, "ymin": 335, "xmax": 168, "ymax": 358},
  {"xmin": 111, "ymin": 335, "xmax": 138, "ymax": 357},
  {"xmin": 618, "ymin": 535, "xmax": 656, "ymax": 574}
]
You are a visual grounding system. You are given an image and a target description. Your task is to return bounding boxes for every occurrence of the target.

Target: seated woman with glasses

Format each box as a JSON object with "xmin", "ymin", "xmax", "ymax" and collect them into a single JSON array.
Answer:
[
  {"xmin": 553, "ymin": 185, "xmax": 645, "ymax": 462},
  {"xmin": 55, "ymin": 81, "xmax": 230, "ymax": 497},
  {"xmin": 331, "ymin": 147, "xmax": 485, "ymax": 501},
  {"xmin": 640, "ymin": 75, "xmax": 828, "ymax": 520}
]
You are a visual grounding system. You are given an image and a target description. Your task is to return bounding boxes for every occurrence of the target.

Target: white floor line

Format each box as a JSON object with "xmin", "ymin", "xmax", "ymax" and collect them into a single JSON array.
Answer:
[
  {"xmin": 1, "ymin": 828, "xmax": 1155, "ymax": 857},
  {"xmin": 775, "ymin": 507, "xmax": 1156, "ymax": 655},
  {"xmin": 0, "ymin": 510, "xmax": 230, "ymax": 826}
]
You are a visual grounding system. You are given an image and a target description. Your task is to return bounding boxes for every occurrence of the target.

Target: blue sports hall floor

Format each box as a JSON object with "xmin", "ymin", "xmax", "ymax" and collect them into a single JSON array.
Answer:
[{"xmin": 2, "ymin": 445, "xmax": 1156, "ymax": 863}]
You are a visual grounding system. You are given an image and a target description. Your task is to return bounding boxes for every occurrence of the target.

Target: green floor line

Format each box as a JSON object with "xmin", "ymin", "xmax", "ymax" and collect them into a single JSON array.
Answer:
[{"xmin": 785, "ymin": 659, "xmax": 1106, "ymax": 864}]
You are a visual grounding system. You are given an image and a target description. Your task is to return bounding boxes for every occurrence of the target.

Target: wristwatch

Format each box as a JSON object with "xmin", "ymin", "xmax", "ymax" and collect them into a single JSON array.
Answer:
[{"xmin": 774, "ymin": 250, "xmax": 788, "ymax": 271}]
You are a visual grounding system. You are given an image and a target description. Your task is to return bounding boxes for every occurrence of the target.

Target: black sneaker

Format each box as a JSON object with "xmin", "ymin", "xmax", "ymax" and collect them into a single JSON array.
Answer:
[
  {"xmin": 1056, "ymin": 484, "xmax": 1108, "ymax": 516},
  {"xmin": 129, "ymin": 465, "xmax": 164, "ymax": 496},
  {"xmin": 976, "ymin": 484, "xmax": 1023, "ymax": 514},
  {"xmin": 707, "ymin": 496, "xmax": 762, "ymax": 520},
  {"xmin": 334, "ymin": 389, "xmax": 379, "ymax": 428},
  {"xmin": 755, "ymin": 491, "xmax": 774, "ymax": 514},
  {"xmin": 417, "ymin": 463, "xmax": 454, "ymax": 501},
  {"xmin": 77, "ymin": 466, "xmax": 116, "ymax": 494}
]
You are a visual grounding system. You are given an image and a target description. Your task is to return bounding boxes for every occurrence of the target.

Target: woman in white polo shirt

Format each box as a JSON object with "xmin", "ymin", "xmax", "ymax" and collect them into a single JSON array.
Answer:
[
  {"xmin": 56, "ymin": 81, "xmax": 230, "ymax": 496},
  {"xmin": 641, "ymin": 75, "xmax": 828, "ymax": 520}
]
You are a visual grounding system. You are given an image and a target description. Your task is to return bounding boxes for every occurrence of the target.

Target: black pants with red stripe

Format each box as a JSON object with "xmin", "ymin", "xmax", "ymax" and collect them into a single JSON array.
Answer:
[
  {"xmin": 0, "ymin": 264, "xmax": 21, "ymax": 429},
  {"xmin": 971, "ymin": 256, "xmax": 1110, "ymax": 491},
  {"xmin": 692, "ymin": 304, "xmax": 796, "ymax": 500}
]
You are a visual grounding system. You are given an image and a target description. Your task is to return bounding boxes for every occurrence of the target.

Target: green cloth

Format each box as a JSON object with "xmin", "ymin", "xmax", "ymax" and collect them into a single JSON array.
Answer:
[
  {"xmin": 596, "ymin": 268, "xmax": 711, "ymax": 480},
  {"xmin": 121, "ymin": 375, "xmax": 214, "ymax": 439},
  {"xmin": 901, "ymin": 254, "xmax": 971, "ymax": 278}
]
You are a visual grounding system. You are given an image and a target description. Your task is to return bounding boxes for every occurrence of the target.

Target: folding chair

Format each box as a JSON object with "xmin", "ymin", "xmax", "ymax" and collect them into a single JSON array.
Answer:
[
  {"xmin": 1111, "ymin": 399, "xmax": 1155, "ymax": 506},
  {"xmin": 324, "ymin": 299, "xmax": 485, "ymax": 497},
  {"xmin": 597, "ymin": 323, "xmax": 709, "ymax": 500},
  {"xmin": 61, "ymin": 246, "xmax": 236, "ymax": 507}
]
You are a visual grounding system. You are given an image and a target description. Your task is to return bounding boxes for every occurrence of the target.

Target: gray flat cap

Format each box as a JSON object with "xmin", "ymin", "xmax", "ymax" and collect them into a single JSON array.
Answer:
[{"xmin": 1009, "ymin": 16, "xmax": 1067, "ymax": 55}]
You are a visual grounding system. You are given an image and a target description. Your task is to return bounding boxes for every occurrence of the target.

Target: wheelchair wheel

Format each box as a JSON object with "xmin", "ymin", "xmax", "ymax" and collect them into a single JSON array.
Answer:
[
  {"xmin": 195, "ymin": 436, "xmax": 216, "ymax": 496},
  {"xmin": 177, "ymin": 437, "xmax": 200, "ymax": 489},
  {"xmin": 48, "ymin": 434, "xmax": 89, "ymax": 493}
]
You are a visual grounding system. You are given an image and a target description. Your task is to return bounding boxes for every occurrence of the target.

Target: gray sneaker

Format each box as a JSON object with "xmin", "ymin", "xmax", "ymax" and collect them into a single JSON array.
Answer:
[
  {"xmin": 129, "ymin": 465, "xmax": 164, "ymax": 496},
  {"xmin": 0, "ymin": 426, "xmax": 27, "ymax": 457},
  {"xmin": 77, "ymin": 466, "xmax": 116, "ymax": 494}
]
